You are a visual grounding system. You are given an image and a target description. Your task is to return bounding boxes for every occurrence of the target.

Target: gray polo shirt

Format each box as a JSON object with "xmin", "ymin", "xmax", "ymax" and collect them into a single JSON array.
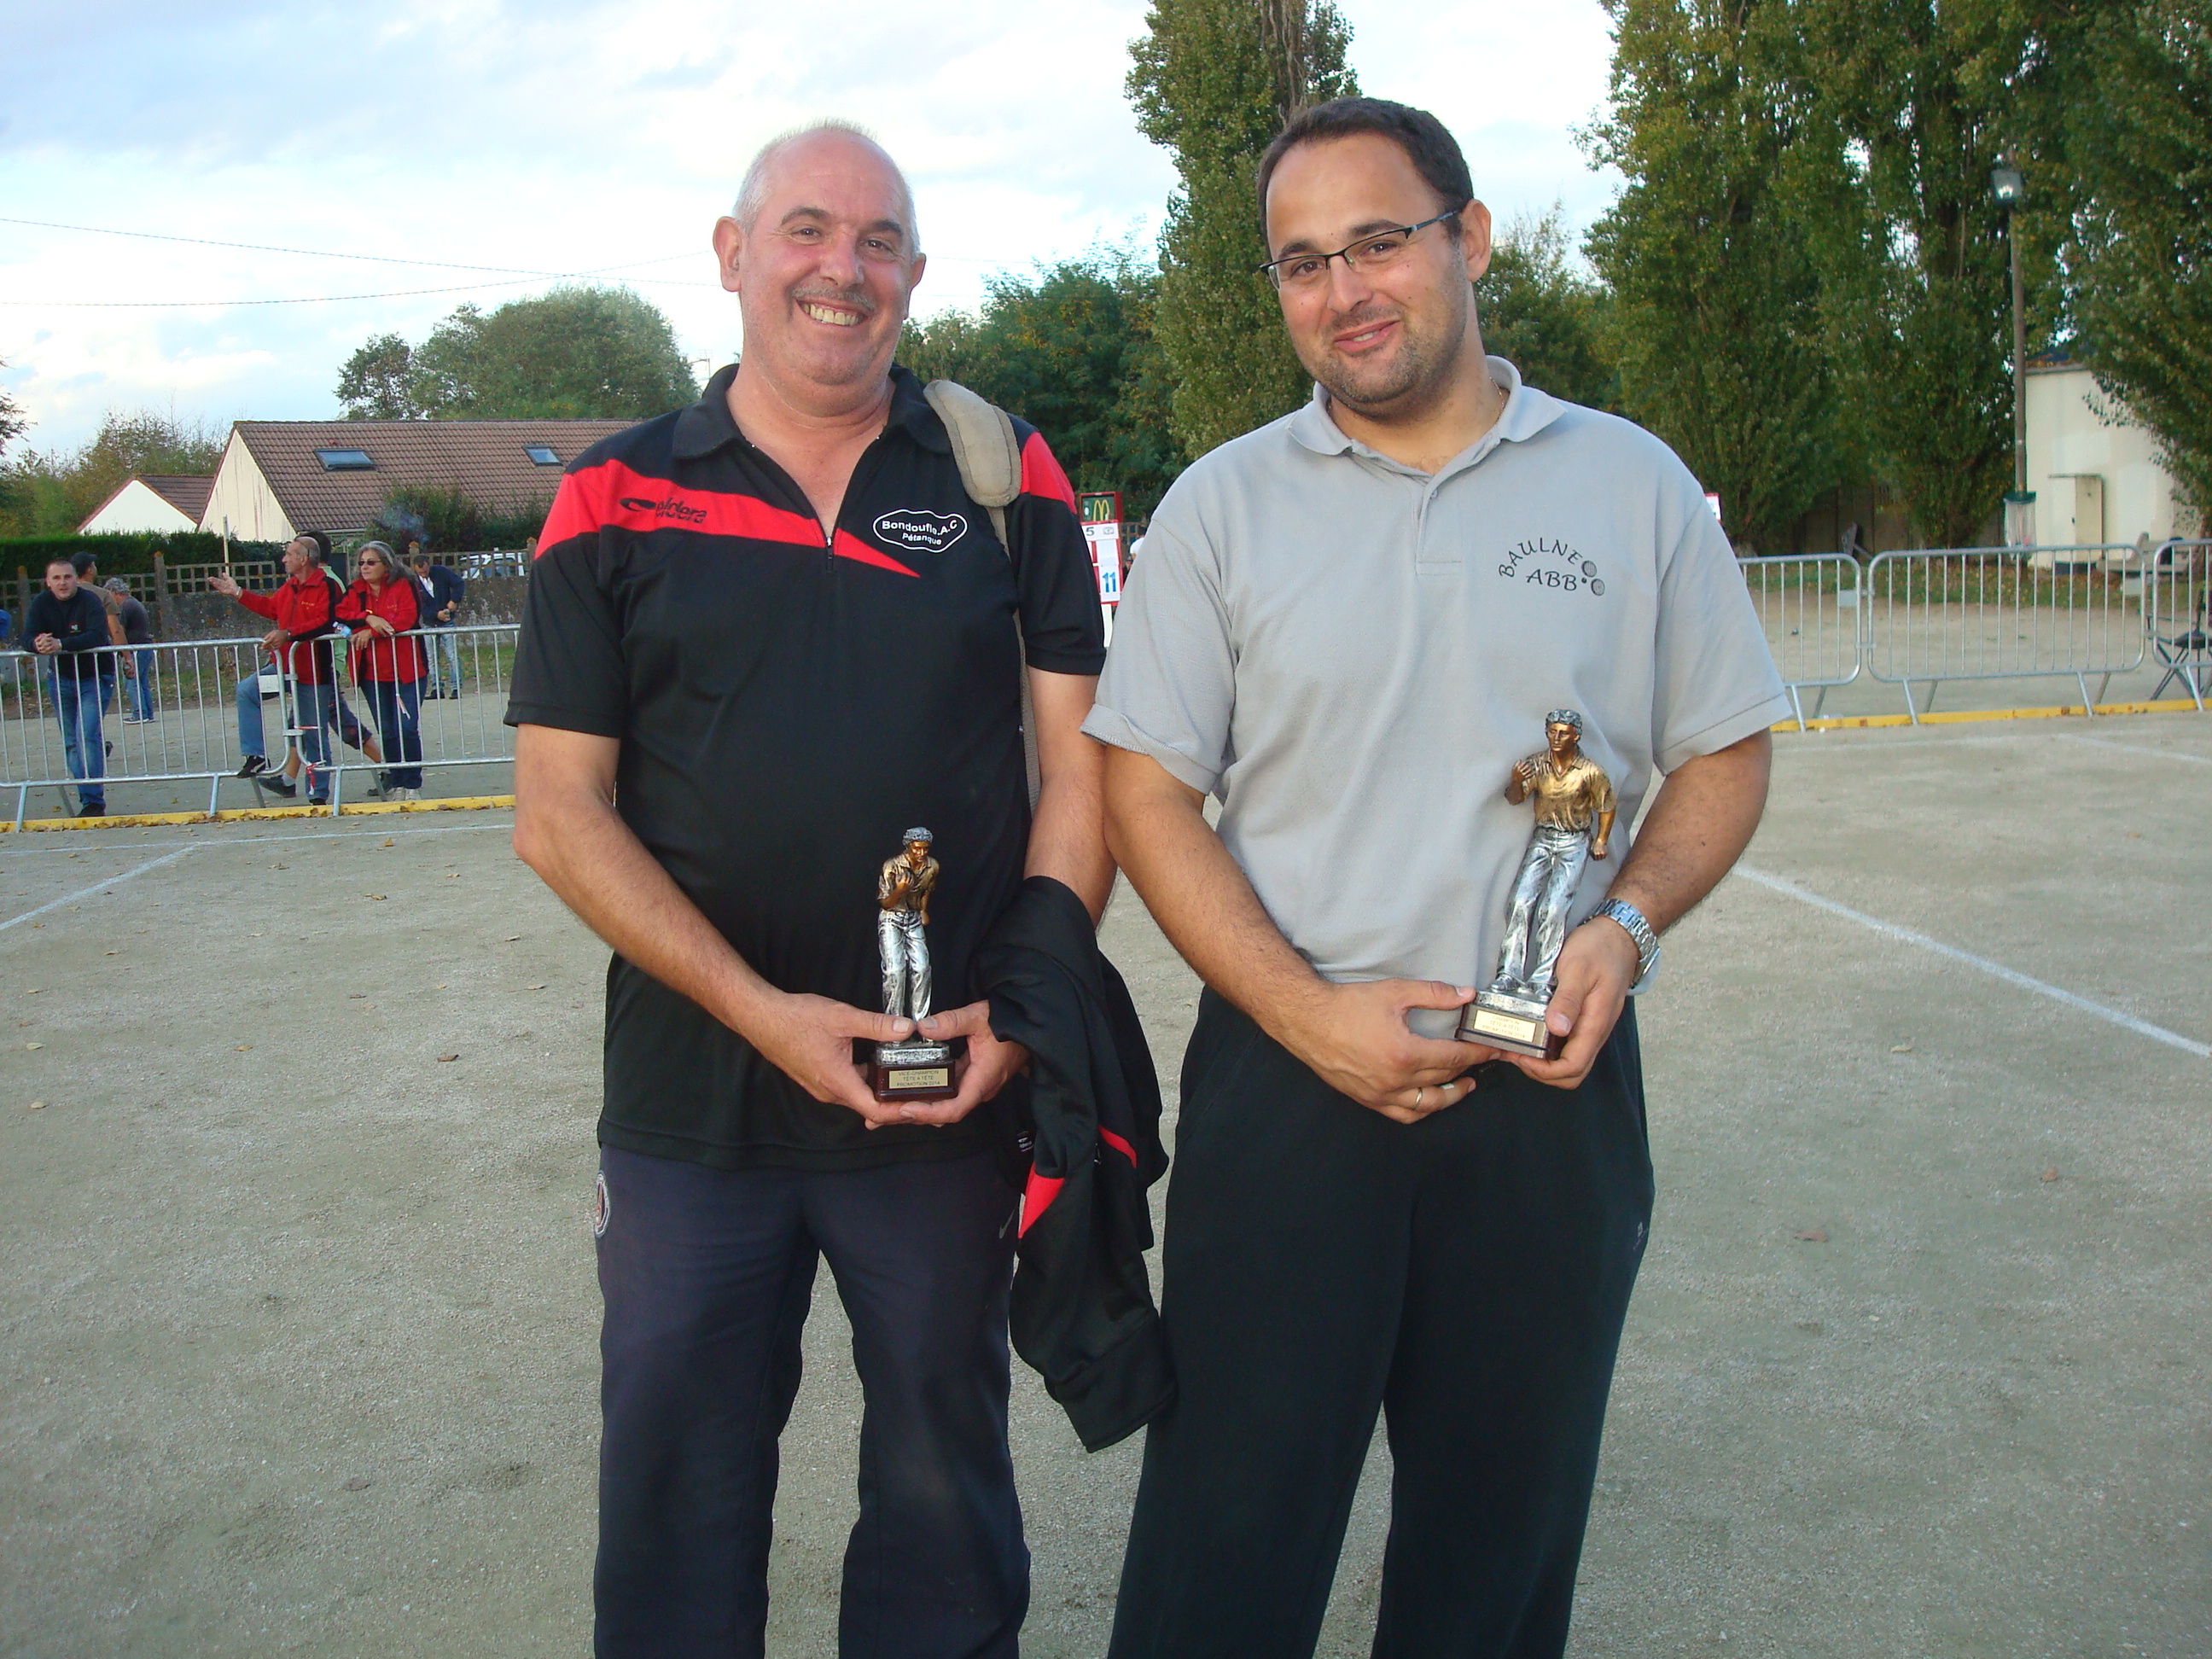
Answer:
[{"xmin": 1084, "ymin": 358, "xmax": 1789, "ymax": 1028}]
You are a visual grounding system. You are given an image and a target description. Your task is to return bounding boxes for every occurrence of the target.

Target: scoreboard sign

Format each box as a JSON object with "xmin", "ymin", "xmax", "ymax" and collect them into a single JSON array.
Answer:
[{"xmin": 1079, "ymin": 491, "xmax": 1124, "ymax": 607}]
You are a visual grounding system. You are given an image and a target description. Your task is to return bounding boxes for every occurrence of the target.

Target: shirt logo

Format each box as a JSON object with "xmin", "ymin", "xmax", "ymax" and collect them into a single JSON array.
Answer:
[
  {"xmin": 619, "ymin": 493, "xmax": 708, "ymax": 526},
  {"xmin": 873, "ymin": 509, "xmax": 968, "ymax": 553},
  {"xmin": 1498, "ymin": 537, "xmax": 1606, "ymax": 597}
]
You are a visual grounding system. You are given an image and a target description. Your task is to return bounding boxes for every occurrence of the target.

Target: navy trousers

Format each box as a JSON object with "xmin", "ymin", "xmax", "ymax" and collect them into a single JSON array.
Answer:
[
  {"xmin": 593, "ymin": 1144, "xmax": 1027, "ymax": 1659},
  {"xmin": 1109, "ymin": 992, "xmax": 1654, "ymax": 1659}
]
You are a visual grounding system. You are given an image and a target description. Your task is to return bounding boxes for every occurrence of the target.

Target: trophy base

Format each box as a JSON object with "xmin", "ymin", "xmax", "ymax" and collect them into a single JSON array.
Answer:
[
  {"xmin": 1458, "ymin": 991, "xmax": 1563, "ymax": 1060},
  {"xmin": 869, "ymin": 1037, "xmax": 964, "ymax": 1102}
]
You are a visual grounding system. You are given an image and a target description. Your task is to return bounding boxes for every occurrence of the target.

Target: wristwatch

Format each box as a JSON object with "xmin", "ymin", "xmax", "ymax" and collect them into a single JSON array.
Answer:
[{"xmin": 1590, "ymin": 898, "xmax": 1662, "ymax": 993}]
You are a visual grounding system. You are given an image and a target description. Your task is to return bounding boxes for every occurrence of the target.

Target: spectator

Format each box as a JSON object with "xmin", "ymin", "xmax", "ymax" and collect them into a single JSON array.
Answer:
[
  {"xmin": 1, "ymin": 602, "xmax": 12, "ymax": 644},
  {"xmin": 409, "ymin": 549, "xmax": 466, "ymax": 697},
  {"xmin": 104, "ymin": 577, "xmax": 157, "ymax": 723},
  {"xmin": 67, "ymin": 550, "xmax": 123, "ymax": 716},
  {"xmin": 212, "ymin": 533, "xmax": 350, "ymax": 804},
  {"xmin": 25, "ymin": 556, "xmax": 109, "ymax": 817},
  {"xmin": 336, "ymin": 540, "xmax": 427, "ymax": 800}
]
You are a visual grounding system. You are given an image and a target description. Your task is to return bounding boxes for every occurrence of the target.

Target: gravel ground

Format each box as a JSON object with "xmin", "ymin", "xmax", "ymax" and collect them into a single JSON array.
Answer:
[{"xmin": 0, "ymin": 712, "xmax": 2205, "ymax": 1657}]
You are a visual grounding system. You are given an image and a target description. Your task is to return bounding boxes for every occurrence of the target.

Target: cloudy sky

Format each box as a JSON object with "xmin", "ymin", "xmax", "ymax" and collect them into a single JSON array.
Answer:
[{"xmin": 1, "ymin": 0, "xmax": 1621, "ymax": 456}]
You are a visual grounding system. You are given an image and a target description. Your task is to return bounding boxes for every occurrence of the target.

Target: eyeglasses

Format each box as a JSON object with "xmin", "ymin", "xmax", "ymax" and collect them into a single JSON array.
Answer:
[{"xmin": 1255, "ymin": 211, "xmax": 1462, "ymax": 291}]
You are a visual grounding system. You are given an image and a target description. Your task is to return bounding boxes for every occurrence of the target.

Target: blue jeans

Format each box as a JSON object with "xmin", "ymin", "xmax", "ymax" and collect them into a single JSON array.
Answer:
[
  {"xmin": 44, "ymin": 666, "xmax": 106, "ymax": 808},
  {"xmin": 364, "ymin": 679, "xmax": 422, "ymax": 789},
  {"xmin": 238, "ymin": 673, "xmax": 370, "ymax": 758},
  {"xmin": 593, "ymin": 1145, "xmax": 1025, "ymax": 1659},
  {"xmin": 125, "ymin": 649, "xmax": 154, "ymax": 720},
  {"xmin": 428, "ymin": 626, "xmax": 462, "ymax": 694}
]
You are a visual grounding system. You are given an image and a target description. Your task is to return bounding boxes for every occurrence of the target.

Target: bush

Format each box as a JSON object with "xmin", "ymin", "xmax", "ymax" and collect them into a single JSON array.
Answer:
[{"xmin": 0, "ymin": 531, "xmax": 285, "ymax": 579}]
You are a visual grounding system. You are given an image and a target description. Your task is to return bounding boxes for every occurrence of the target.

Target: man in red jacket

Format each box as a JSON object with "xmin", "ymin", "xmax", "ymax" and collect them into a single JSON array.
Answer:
[{"xmin": 212, "ymin": 533, "xmax": 346, "ymax": 805}]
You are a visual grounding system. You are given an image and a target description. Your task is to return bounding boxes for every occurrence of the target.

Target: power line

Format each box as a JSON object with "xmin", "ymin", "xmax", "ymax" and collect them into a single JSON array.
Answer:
[
  {"xmin": 1, "ymin": 277, "xmax": 662, "ymax": 309},
  {"xmin": 0, "ymin": 214, "xmax": 701, "ymax": 280}
]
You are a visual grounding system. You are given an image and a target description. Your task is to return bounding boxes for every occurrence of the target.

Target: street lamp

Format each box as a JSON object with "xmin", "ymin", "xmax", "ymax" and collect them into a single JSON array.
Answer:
[{"xmin": 1991, "ymin": 160, "xmax": 2032, "ymax": 544}]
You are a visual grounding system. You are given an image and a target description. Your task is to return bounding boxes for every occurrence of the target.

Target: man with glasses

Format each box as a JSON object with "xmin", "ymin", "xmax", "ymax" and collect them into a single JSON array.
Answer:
[
  {"xmin": 212, "ymin": 533, "xmax": 349, "ymax": 804},
  {"xmin": 1086, "ymin": 97, "xmax": 1789, "ymax": 1656}
]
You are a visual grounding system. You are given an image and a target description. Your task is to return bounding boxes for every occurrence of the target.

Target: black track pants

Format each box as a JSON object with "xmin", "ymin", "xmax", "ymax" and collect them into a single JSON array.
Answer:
[
  {"xmin": 1108, "ymin": 992, "xmax": 1653, "ymax": 1659},
  {"xmin": 593, "ymin": 1144, "xmax": 1027, "ymax": 1659}
]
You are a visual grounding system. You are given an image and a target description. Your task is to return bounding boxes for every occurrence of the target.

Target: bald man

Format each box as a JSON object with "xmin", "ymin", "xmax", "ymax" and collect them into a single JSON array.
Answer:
[{"xmin": 508, "ymin": 122, "xmax": 1112, "ymax": 1657}]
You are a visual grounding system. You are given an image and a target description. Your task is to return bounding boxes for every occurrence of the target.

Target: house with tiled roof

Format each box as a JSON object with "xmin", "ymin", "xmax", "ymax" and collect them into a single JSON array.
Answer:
[
  {"xmin": 196, "ymin": 418, "xmax": 632, "ymax": 542},
  {"xmin": 78, "ymin": 474, "xmax": 216, "ymax": 534}
]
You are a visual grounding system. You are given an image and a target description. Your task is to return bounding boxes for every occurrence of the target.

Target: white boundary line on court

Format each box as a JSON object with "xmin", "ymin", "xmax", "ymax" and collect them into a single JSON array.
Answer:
[
  {"xmin": 0, "ymin": 820, "xmax": 514, "ymax": 860},
  {"xmin": 2058, "ymin": 732, "xmax": 2212, "ymax": 766},
  {"xmin": 0, "ymin": 847, "xmax": 198, "ymax": 934},
  {"xmin": 1732, "ymin": 864, "xmax": 2209, "ymax": 1059}
]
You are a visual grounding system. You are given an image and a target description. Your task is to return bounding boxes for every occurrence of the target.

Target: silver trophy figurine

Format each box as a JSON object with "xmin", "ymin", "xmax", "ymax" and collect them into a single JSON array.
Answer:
[
  {"xmin": 868, "ymin": 827, "xmax": 961, "ymax": 1100},
  {"xmin": 1458, "ymin": 712, "xmax": 1617, "ymax": 1058}
]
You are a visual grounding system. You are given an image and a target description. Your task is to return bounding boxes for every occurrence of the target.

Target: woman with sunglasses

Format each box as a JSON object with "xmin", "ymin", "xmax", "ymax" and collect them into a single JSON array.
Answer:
[{"xmin": 335, "ymin": 540, "xmax": 428, "ymax": 800}]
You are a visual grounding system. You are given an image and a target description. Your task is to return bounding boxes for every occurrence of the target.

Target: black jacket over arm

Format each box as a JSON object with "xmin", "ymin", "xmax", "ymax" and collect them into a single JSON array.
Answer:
[{"xmin": 978, "ymin": 876, "xmax": 1173, "ymax": 1452}]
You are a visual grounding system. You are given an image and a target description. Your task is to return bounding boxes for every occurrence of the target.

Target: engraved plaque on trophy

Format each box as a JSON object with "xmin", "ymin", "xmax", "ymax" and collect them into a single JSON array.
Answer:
[
  {"xmin": 1458, "ymin": 712, "xmax": 1618, "ymax": 1060},
  {"xmin": 868, "ymin": 827, "xmax": 964, "ymax": 1101}
]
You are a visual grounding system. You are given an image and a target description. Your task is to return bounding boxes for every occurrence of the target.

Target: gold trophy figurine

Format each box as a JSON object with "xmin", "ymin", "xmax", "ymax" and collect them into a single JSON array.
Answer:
[
  {"xmin": 868, "ymin": 827, "xmax": 963, "ymax": 1101},
  {"xmin": 1458, "ymin": 712, "xmax": 1617, "ymax": 1059}
]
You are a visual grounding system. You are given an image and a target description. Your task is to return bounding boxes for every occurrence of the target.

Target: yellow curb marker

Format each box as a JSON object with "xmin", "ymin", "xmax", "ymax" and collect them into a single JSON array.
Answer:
[
  {"xmin": 0, "ymin": 795, "xmax": 517, "ymax": 834},
  {"xmin": 1772, "ymin": 697, "xmax": 2204, "ymax": 734}
]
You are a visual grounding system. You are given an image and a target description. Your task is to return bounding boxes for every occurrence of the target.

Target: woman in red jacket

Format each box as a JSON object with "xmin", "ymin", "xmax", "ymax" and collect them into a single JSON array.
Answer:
[{"xmin": 335, "ymin": 540, "xmax": 428, "ymax": 799}]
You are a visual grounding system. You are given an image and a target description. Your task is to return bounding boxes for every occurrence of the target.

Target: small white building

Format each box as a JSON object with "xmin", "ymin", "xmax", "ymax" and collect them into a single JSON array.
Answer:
[
  {"xmin": 77, "ymin": 474, "xmax": 213, "ymax": 535},
  {"xmin": 2024, "ymin": 356, "xmax": 2195, "ymax": 550}
]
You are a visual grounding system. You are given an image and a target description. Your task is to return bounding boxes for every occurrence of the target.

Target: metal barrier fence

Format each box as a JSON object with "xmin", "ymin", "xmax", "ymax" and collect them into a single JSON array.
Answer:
[
  {"xmin": 1, "ymin": 623, "xmax": 519, "ymax": 824},
  {"xmin": 1861, "ymin": 544, "xmax": 2151, "ymax": 722},
  {"xmin": 1738, "ymin": 555, "xmax": 1863, "ymax": 729},
  {"xmin": 2147, "ymin": 540, "xmax": 2210, "ymax": 711}
]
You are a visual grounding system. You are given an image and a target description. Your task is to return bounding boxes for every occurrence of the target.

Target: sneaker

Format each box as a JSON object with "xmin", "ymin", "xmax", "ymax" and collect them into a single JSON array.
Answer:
[
  {"xmin": 308, "ymin": 795, "xmax": 330, "ymax": 808},
  {"xmin": 77, "ymin": 801, "xmax": 105, "ymax": 818},
  {"xmin": 260, "ymin": 776, "xmax": 298, "ymax": 798},
  {"xmin": 235, "ymin": 755, "xmax": 269, "ymax": 778},
  {"xmin": 120, "ymin": 714, "xmax": 149, "ymax": 725},
  {"xmin": 391, "ymin": 787, "xmax": 420, "ymax": 802}
]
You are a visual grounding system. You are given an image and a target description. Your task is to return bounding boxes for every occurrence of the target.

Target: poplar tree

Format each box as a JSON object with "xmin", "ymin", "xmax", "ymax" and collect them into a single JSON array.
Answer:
[
  {"xmin": 1796, "ymin": 0, "xmax": 2054, "ymax": 548},
  {"xmin": 1127, "ymin": 0, "xmax": 1358, "ymax": 457},
  {"xmin": 2068, "ymin": 0, "xmax": 2212, "ymax": 526},
  {"xmin": 1584, "ymin": 0, "xmax": 1845, "ymax": 553}
]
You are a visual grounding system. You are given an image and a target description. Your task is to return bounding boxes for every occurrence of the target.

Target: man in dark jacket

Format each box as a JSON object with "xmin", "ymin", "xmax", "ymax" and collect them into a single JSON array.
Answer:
[
  {"xmin": 409, "ymin": 550, "xmax": 466, "ymax": 697},
  {"xmin": 26, "ymin": 556, "xmax": 112, "ymax": 816}
]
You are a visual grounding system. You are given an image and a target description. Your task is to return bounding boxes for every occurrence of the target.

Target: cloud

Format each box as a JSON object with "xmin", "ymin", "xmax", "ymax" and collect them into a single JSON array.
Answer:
[{"xmin": 0, "ymin": 0, "xmax": 1621, "ymax": 455}]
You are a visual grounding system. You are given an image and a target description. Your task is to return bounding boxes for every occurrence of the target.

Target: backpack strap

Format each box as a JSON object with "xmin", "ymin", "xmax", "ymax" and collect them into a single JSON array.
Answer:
[{"xmin": 924, "ymin": 378, "xmax": 1040, "ymax": 809}]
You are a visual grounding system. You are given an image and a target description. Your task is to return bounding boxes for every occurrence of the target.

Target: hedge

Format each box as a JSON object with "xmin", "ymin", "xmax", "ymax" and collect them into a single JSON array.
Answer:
[{"xmin": 0, "ymin": 532, "xmax": 287, "ymax": 579}]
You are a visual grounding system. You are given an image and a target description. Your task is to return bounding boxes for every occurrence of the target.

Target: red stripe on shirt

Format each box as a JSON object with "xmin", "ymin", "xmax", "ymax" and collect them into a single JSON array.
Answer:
[
  {"xmin": 1017, "ymin": 1167, "xmax": 1065, "ymax": 1238},
  {"xmin": 1018, "ymin": 431, "xmax": 1078, "ymax": 511},
  {"xmin": 1098, "ymin": 1126, "xmax": 1138, "ymax": 1166},
  {"xmin": 536, "ymin": 457, "xmax": 919, "ymax": 577}
]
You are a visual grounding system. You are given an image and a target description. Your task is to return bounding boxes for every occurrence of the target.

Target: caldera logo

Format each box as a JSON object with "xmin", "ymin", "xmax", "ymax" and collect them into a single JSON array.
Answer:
[
  {"xmin": 873, "ymin": 509, "xmax": 968, "ymax": 553},
  {"xmin": 619, "ymin": 493, "xmax": 708, "ymax": 527}
]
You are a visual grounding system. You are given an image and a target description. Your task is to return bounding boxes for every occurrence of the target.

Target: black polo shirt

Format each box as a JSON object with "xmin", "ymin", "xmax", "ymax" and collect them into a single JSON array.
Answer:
[{"xmin": 507, "ymin": 364, "xmax": 1105, "ymax": 1170}]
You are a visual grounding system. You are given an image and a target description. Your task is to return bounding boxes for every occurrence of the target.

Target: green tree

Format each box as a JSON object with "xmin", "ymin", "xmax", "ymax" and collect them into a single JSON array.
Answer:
[
  {"xmin": 2067, "ymin": 0, "xmax": 2212, "ymax": 527},
  {"xmin": 1479, "ymin": 209, "xmax": 1620, "ymax": 412},
  {"xmin": 1127, "ymin": 0, "xmax": 1358, "ymax": 458},
  {"xmin": 335, "ymin": 286, "xmax": 698, "ymax": 422},
  {"xmin": 901, "ymin": 250, "xmax": 1186, "ymax": 519},
  {"xmin": 1798, "ymin": 0, "xmax": 2078, "ymax": 546},
  {"xmin": 1585, "ymin": 0, "xmax": 1847, "ymax": 553},
  {"xmin": 337, "ymin": 333, "xmax": 428, "ymax": 420},
  {"xmin": 0, "ymin": 408, "xmax": 224, "ymax": 538},
  {"xmin": 0, "ymin": 360, "xmax": 25, "ymax": 460}
]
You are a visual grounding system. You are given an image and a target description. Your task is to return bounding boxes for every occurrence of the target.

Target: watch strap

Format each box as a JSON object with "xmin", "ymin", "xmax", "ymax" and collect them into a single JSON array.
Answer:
[{"xmin": 1592, "ymin": 898, "xmax": 1661, "ymax": 992}]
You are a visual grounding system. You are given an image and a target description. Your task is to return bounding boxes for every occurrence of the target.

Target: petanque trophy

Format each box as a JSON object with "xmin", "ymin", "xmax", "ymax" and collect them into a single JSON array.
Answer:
[
  {"xmin": 867, "ymin": 827, "xmax": 963, "ymax": 1101},
  {"xmin": 1458, "ymin": 711, "xmax": 1619, "ymax": 1059}
]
